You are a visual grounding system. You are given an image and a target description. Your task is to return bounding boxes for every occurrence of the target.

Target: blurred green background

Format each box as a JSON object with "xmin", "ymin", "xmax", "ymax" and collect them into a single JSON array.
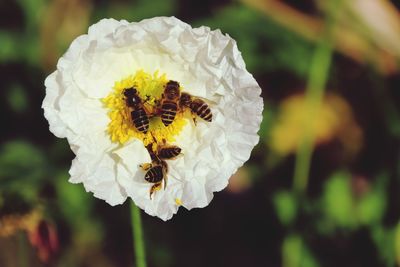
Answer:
[{"xmin": 1, "ymin": 0, "xmax": 400, "ymax": 266}]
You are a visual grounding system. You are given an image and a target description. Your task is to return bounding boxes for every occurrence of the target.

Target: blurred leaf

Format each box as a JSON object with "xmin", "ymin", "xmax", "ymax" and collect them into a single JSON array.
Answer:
[
  {"xmin": 258, "ymin": 103, "xmax": 275, "ymax": 141},
  {"xmin": 15, "ymin": 0, "xmax": 45, "ymax": 65},
  {"xmin": 0, "ymin": 141, "xmax": 46, "ymax": 200},
  {"xmin": 55, "ymin": 172, "xmax": 92, "ymax": 225},
  {"xmin": 357, "ymin": 189, "xmax": 386, "ymax": 226},
  {"xmin": 396, "ymin": 222, "xmax": 400, "ymax": 266},
  {"xmin": 246, "ymin": 163, "xmax": 264, "ymax": 183},
  {"xmin": 0, "ymin": 0, "xmax": 47, "ymax": 65},
  {"xmin": 55, "ymin": 172, "xmax": 103, "ymax": 245},
  {"xmin": 0, "ymin": 30, "xmax": 40, "ymax": 64},
  {"xmin": 196, "ymin": 5, "xmax": 313, "ymax": 76},
  {"xmin": 322, "ymin": 171, "xmax": 356, "ymax": 229},
  {"xmin": 356, "ymin": 173, "xmax": 387, "ymax": 226},
  {"xmin": 6, "ymin": 84, "xmax": 28, "ymax": 113},
  {"xmin": 372, "ymin": 225, "xmax": 396, "ymax": 266},
  {"xmin": 273, "ymin": 190, "xmax": 297, "ymax": 226},
  {"xmin": 95, "ymin": 0, "xmax": 176, "ymax": 22},
  {"xmin": 16, "ymin": 0, "xmax": 45, "ymax": 30},
  {"xmin": 282, "ymin": 235, "xmax": 319, "ymax": 267},
  {"xmin": 0, "ymin": 32, "xmax": 19, "ymax": 61}
]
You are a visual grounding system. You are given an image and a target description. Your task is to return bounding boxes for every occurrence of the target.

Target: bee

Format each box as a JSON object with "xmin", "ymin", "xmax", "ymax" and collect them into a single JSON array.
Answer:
[
  {"xmin": 159, "ymin": 80, "xmax": 181, "ymax": 127},
  {"xmin": 158, "ymin": 145, "xmax": 182, "ymax": 160},
  {"xmin": 143, "ymin": 163, "xmax": 168, "ymax": 199},
  {"xmin": 144, "ymin": 161, "xmax": 168, "ymax": 199},
  {"xmin": 140, "ymin": 145, "xmax": 168, "ymax": 199},
  {"xmin": 123, "ymin": 87, "xmax": 150, "ymax": 134},
  {"xmin": 180, "ymin": 92, "xmax": 212, "ymax": 124},
  {"xmin": 140, "ymin": 142, "xmax": 182, "ymax": 199}
]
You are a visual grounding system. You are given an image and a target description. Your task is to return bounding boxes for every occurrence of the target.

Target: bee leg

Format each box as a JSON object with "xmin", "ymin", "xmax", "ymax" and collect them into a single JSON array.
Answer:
[
  {"xmin": 150, "ymin": 182, "xmax": 162, "ymax": 199},
  {"xmin": 150, "ymin": 132, "xmax": 158, "ymax": 144},
  {"xmin": 192, "ymin": 114, "xmax": 197, "ymax": 126},
  {"xmin": 163, "ymin": 175, "xmax": 168, "ymax": 190},
  {"xmin": 140, "ymin": 163, "xmax": 152, "ymax": 171}
]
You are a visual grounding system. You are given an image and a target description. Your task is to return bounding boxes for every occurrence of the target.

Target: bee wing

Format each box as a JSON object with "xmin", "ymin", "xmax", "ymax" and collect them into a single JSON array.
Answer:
[
  {"xmin": 181, "ymin": 91, "xmax": 217, "ymax": 106},
  {"xmin": 195, "ymin": 95, "xmax": 218, "ymax": 107}
]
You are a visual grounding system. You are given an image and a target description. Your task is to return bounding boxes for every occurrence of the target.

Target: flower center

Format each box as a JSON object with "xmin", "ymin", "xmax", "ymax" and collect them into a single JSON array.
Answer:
[{"xmin": 102, "ymin": 70, "xmax": 187, "ymax": 146}]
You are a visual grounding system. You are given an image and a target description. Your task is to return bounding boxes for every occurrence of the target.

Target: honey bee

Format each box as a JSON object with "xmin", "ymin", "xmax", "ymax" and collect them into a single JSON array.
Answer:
[
  {"xmin": 140, "ymin": 142, "xmax": 182, "ymax": 199},
  {"xmin": 180, "ymin": 92, "xmax": 212, "ymax": 124},
  {"xmin": 140, "ymin": 145, "xmax": 168, "ymax": 199},
  {"xmin": 159, "ymin": 80, "xmax": 181, "ymax": 127},
  {"xmin": 123, "ymin": 87, "xmax": 150, "ymax": 134},
  {"xmin": 143, "ymin": 161, "xmax": 168, "ymax": 199},
  {"xmin": 158, "ymin": 145, "xmax": 182, "ymax": 160}
]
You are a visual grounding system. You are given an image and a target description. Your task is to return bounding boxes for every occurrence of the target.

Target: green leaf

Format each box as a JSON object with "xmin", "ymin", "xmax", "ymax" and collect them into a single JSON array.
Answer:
[
  {"xmin": 0, "ymin": 32, "xmax": 19, "ymax": 61},
  {"xmin": 282, "ymin": 235, "xmax": 319, "ymax": 267},
  {"xmin": 357, "ymin": 190, "xmax": 386, "ymax": 226},
  {"xmin": 0, "ymin": 141, "xmax": 46, "ymax": 200},
  {"xmin": 55, "ymin": 172, "xmax": 104, "ymax": 244},
  {"xmin": 6, "ymin": 84, "xmax": 28, "ymax": 113},
  {"xmin": 94, "ymin": 0, "xmax": 177, "ymax": 22},
  {"xmin": 396, "ymin": 223, "xmax": 400, "ymax": 266},
  {"xmin": 322, "ymin": 171, "xmax": 356, "ymax": 229},
  {"xmin": 195, "ymin": 5, "xmax": 313, "ymax": 76},
  {"xmin": 55, "ymin": 172, "xmax": 92, "ymax": 225},
  {"xmin": 372, "ymin": 225, "xmax": 396, "ymax": 266},
  {"xmin": 273, "ymin": 190, "xmax": 297, "ymax": 226},
  {"xmin": 258, "ymin": 104, "xmax": 275, "ymax": 141}
]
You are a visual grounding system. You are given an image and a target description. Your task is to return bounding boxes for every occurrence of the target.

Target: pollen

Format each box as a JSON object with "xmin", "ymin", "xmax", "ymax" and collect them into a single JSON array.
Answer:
[
  {"xmin": 102, "ymin": 70, "xmax": 187, "ymax": 146},
  {"xmin": 175, "ymin": 198, "xmax": 182, "ymax": 206}
]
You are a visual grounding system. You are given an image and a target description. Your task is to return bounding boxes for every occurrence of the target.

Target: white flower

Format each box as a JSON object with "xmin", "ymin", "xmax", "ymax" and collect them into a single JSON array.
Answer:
[{"xmin": 42, "ymin": 17, "xmax": 263, "ymax": 220}]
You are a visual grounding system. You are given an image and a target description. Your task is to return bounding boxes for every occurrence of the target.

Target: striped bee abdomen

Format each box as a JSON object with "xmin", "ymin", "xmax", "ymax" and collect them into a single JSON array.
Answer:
[
  {"xmin": 131, "ymin": 108, "xmax": 149, "ymax": 134},
  {"xmin": 191, "ymin": 99, "xmax": 212, "ymax": 122},
  {"xmin": 159, "ymin": 146, "xmax": 182, "ymax": 159},
  {"xmin": 161, "ymin": 101, "xmax": 178, "ymax": 126},
  {"xmin": 144, "ymin": 165, "xmax": 164, "ymax": 183}
]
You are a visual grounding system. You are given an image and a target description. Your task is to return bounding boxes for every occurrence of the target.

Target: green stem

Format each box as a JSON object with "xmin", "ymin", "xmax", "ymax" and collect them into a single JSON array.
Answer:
[
  {"xmin": 292, "ymin": 39, "xmax": 333, "ymax": 193},
  {"xmin": 130, "ymin": 202, "xmax": 147, "ymax": 267},
  {"xmin": 292, "ymin": 2, "xmax": 339, "ymax": 193}
]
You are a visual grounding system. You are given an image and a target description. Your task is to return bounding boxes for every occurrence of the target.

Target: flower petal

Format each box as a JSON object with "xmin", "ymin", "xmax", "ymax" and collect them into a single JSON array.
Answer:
[{"xmin": 43, "ymin": 17, "xmax": 263, "ymax": 220}]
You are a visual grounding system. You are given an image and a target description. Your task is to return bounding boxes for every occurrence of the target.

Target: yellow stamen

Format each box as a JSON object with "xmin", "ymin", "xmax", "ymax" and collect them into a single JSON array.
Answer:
[
  {"xmin": 175, "ymin": 198, "xmax": 182, "ymax": 206},
  {"xmin": 102, "ymin": 70, "xmax": 187, "ymax": 145}
]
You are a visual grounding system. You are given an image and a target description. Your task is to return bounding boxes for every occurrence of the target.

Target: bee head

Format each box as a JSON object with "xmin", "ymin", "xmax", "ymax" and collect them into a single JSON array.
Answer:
[
  {"xmin": 123, "ymin": 87, "xmax": 138, "ymax": 98},
  {"xmin": 164, "ymin": 81, "xmax": 180, "ymax": 100},
  {"xmin": 174, "ymin": 147, "xmax": 182, "ymax": 154},
  {"xmin": 124, "ymin": 87, "xmax": 141, "ymax": 107}
]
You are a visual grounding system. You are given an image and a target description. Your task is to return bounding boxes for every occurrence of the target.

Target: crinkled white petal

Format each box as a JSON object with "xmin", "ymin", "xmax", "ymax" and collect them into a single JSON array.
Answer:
[{"xmin": 42, "ymin": 16, "xmax": 263, "ymax": 220}]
